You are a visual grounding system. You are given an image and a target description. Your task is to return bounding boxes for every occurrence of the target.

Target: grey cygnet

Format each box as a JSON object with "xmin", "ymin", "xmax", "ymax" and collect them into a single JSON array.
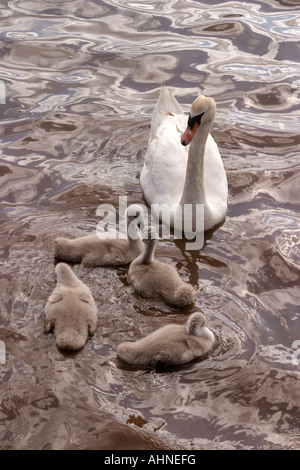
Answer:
[
  {"xmin": 54, "ymin": 204, "xmax": 145, "ymax": 267},
  {"xmin": 44, "ymin": 263, "xmax": 98, "ymax": 351},
  {"xmin": 128, "ymin": 226, "xmax": 195, "ymax": 308},
  {"xmin": 117, "ymin": 312, "xmax": 215, "ymax": 368}
]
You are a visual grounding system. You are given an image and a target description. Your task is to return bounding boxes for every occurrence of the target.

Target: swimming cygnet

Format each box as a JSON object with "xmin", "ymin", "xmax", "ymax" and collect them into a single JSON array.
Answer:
[
  {"xmin": 117, "ymin": 312, "xmax": 215, "ymax": 368},
  {"xmin": 128, "ymin": 226, "xmax": 195, "ymax": 308},
  {"xmin": 44, "ymin": 263, "xmax": 98, "ymax": 351},
  {"xmin": 54, "ymin": 204, "xmax": 145, "ymax": 267}
]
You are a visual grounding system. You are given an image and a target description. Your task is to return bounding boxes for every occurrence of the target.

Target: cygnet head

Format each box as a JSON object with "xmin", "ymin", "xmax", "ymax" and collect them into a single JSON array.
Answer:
[
  {"xmin": 181, "ymin": 95, "xmax": 216, "ymax": 146},
  {"xmin": 186, "ymin": 312, "xmax": 208, "ymax": 336},
  {"xmin": 126, "ymin": 204, "xmax": 146, "ymax": 231},
  {"xmin": 142, "ymin": 225, "xmax": 159, "ymax": 247}
]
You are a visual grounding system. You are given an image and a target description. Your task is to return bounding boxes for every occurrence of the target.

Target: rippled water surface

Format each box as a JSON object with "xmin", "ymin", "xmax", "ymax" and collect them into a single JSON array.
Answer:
[{"xmin": 0, "ymin": 0, "xmax": 300, "ymax": 450}]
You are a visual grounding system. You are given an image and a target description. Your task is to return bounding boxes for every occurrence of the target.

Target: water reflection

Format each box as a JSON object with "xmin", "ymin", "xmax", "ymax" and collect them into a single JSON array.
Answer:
[{"xmin": 0, "ymin": 0, "xmax": 300, "ymax": 451}]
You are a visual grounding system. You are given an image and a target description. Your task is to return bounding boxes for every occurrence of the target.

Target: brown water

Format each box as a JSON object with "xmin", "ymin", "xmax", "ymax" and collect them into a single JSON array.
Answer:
[{"xmin": 0, "ymin": 0, "xmax": 300, "ymax": 451}]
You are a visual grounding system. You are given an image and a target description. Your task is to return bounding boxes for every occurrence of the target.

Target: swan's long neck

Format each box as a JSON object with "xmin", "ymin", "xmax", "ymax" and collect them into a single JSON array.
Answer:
[
  {"xmin": 180, "ymin": 120, "xmax": 212, "ymax": 206},
  {"xmin": 127, "ymin": 223, "xmax": 144, "ymax": 252},
  {"xmin": 136, "ymin": 240, "xmax": 156, "ymax": 265}
]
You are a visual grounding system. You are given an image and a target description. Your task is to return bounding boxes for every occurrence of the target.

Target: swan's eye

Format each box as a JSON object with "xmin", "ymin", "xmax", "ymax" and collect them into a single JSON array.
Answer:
[{"xmin": 188, "ymin": 112, "xmax": 204, "ymax": 128}]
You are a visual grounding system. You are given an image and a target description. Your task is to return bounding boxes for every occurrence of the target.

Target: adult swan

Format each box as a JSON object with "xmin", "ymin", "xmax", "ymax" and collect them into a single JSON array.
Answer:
[{"xmin": 140, "ymin": 88, "xmax": 228, "ymax": 235}]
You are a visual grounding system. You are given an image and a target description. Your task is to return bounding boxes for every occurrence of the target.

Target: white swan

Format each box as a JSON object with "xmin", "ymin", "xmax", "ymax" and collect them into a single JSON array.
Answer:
[
  {"xmin": 140, "ymin": 88, "xmax": 228, "ymax": 232},
  {"xmin": 54, "ymin": 204, "xmax": 145, "ymax": 267},
  {"xmin": 128, "ymin": 226, "xmax": 195, "ymax": 308},
  {"xmin": 117, "ymin": 312, "xmax": 215, "ymax": 368},
  {"xmin": 44, "ymin": 263, "xmax": 98, "ymax": 351}
]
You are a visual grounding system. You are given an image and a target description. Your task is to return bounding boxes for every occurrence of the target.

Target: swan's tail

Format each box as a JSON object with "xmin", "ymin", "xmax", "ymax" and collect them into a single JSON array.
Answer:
[
  {"xmin": 164, "ymin": 284, "xmax": 195, "ymax": 309},
  {"xmin": 150, "ymin": 87, "xmax": 183, "ymax": 140}
]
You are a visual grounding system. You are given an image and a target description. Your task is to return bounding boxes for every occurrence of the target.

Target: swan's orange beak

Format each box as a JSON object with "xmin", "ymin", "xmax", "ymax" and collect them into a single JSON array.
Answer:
[{"xmin": 181, "ymin": 122, "xmax": 199, "ymax": 146}]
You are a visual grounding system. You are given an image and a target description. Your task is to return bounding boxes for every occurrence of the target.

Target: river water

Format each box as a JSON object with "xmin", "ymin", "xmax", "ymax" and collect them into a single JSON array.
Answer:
[{"xmin": 0, "ymin": 0, "xmax": 299, "ymax": 450}]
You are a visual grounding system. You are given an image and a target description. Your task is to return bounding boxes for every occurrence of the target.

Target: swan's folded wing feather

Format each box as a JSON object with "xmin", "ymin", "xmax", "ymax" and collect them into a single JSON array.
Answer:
[
  {"xmin": 150, "ymin": 87, "xmax": 184, "ymax": 140},
  {"xmin": 141, "ymin": 115, "xmax": 188, "ymax": 206},
  {"xmin": 203, "ymin": 134, "xmax": 228, "ymax": 204}
]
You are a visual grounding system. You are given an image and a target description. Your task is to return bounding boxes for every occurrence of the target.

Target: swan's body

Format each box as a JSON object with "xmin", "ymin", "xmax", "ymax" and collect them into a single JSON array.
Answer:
[
  {"xmin": 140, "ymin": 88, "xmax": 227, "ymax": 232},
  {"xmin": 54, "ymin": 204, "xmax": 145, "ymax": 267},
  {"xmin": 117, "ymin": 312, "xmax": 215, "ymax": 368},
  {"xmin": 128, "ymin": 227, "xmax": 195, "ymax": 308},
  {"xmin": 44, "ymin": 263, "xmax": 98, "ymax": 351}
]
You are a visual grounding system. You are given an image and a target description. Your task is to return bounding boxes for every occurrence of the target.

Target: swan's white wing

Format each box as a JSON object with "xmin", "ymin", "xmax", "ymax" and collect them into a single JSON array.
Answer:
[
  {"xmin": 141, "ymin": 114, "xmax": 188, "ymax": 206},
  {"xmin": 203, "ymin": 134, "xmax": 228, "ymax": 203},
  {"xmin": 149, "ymin": 87, "xmax": 184, "ymax": 141}
]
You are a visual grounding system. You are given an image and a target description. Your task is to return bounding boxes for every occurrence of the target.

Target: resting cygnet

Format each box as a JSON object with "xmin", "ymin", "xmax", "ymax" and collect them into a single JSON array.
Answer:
[
  {"xmin": 54, "ymin": 204, "xmax": 145, "ymax": 267},
  {"xmin": 128, "ymin": 226, "xmax": 195, "ymax": 308},
  {"xmin": 44, "ymin": 263, "xmax": 98, "ymax": 351},
  {"xmin": 117, "ymin": 312, "xmax": 215, "ymax": 368}
]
